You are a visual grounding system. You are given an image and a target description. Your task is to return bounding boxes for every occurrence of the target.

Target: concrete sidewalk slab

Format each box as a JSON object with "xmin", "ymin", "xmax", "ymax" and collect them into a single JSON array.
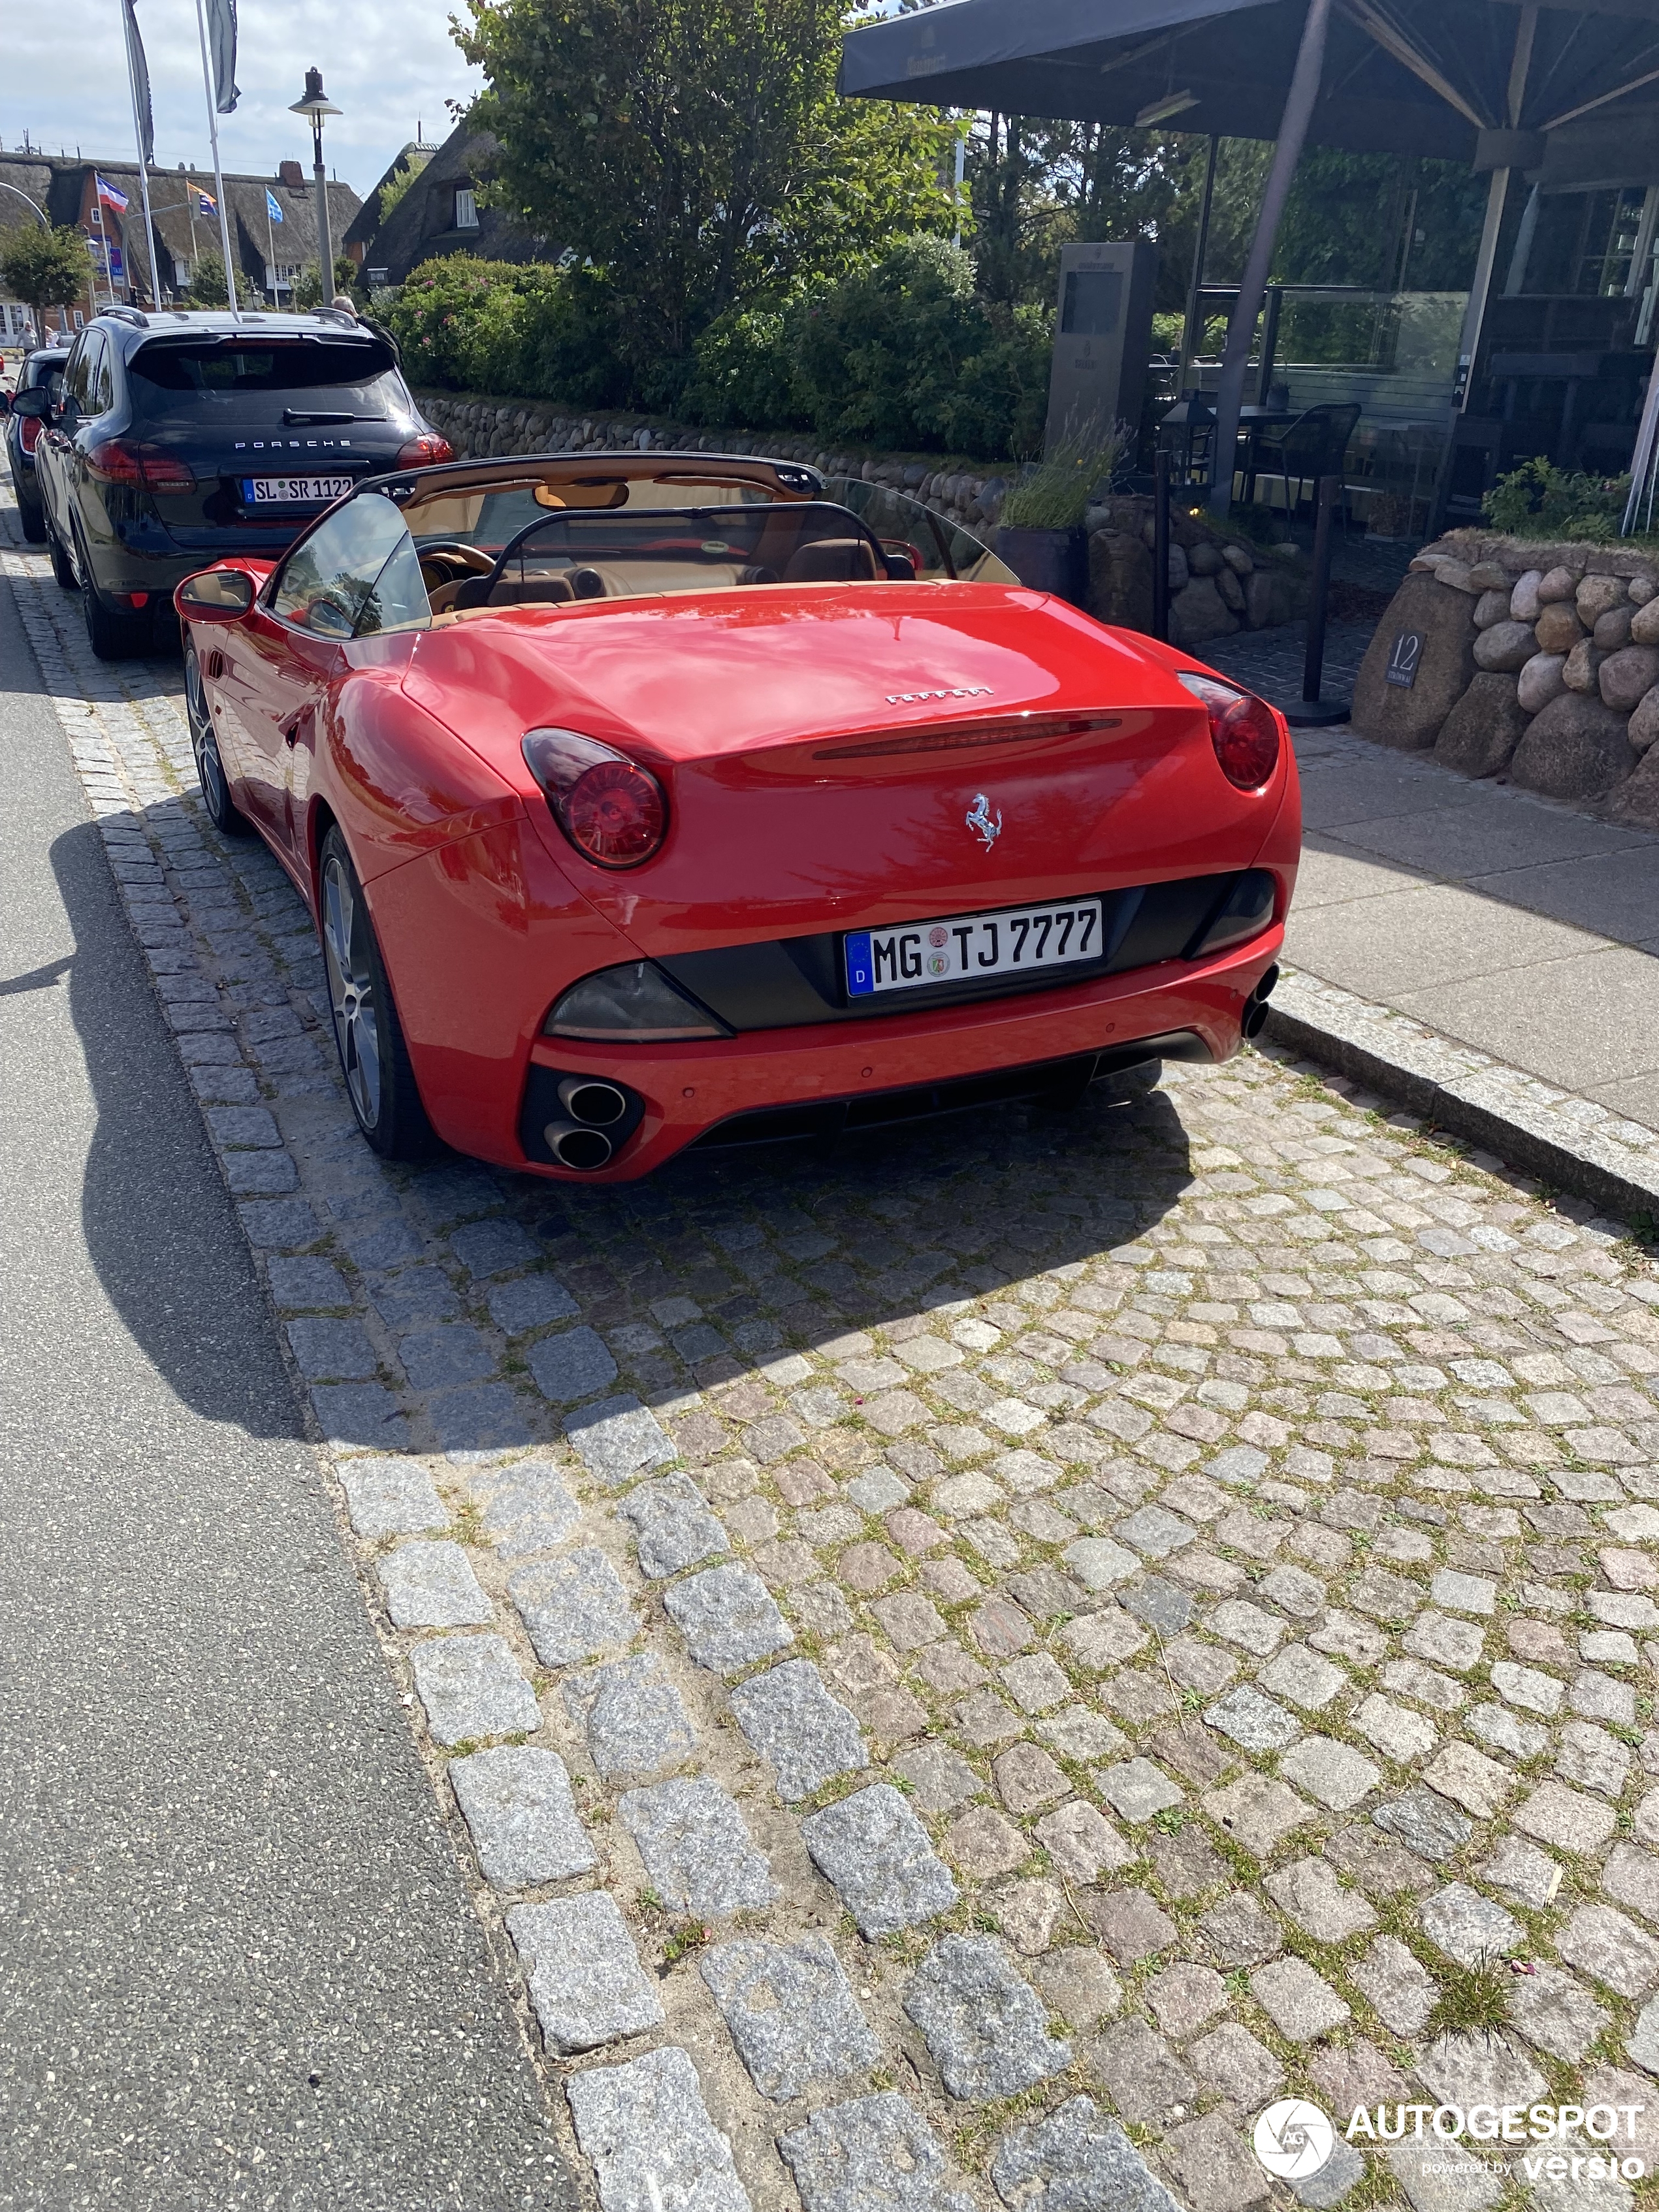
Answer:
[{"xmin": 1281, "ymin": 728, "xmax": 1659, "ymax": 1151}]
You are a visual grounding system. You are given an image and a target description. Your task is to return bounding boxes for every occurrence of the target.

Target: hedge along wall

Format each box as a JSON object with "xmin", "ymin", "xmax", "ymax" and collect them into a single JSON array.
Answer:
[
  {"xmin": 413, "ymin": 389, "xmax": 1310, "ymax": 649},
  {"xmin": 1352, "ymin": 534, "xmax": 1659, "ymax": 827}
]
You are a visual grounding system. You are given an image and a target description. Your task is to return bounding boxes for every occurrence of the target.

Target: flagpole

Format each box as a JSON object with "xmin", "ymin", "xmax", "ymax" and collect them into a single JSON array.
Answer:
[
  {"xmin": 192, "ymin": 0, "xmax": 239, "ymax": 316},
  {"xmin": 120, "ymin": 0, "xmax": 159, "ymax": 305},
  {"xmin": 265, "ymin": 200, "xmax": 276, "ymax": 304}
]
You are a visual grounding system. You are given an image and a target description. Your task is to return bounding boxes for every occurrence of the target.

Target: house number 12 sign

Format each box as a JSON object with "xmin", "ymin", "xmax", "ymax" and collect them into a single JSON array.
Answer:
[{"xmin": 1385, "ymin": 631, "xmax": 1424, "ymax": 688}]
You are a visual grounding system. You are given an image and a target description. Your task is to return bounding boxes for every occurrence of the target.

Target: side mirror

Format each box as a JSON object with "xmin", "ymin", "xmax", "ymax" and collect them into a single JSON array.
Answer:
[
  {"xmin": 8, "ymin": 387, "xmax": 50, "ymax": 420},
  {"xmin": 176, "ymin": 567, "xmax": 255, "ymax": 622}
]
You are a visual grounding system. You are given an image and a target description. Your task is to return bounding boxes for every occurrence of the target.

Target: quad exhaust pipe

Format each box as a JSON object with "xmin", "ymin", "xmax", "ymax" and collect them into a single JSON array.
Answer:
[
  {"xmin": 1242, "ymin": 962, "xmax": 1280, "ymax": 1040},
  {"xmin": 543, "ymin": 1075, "xmax": 632, "ymax": 1170}
]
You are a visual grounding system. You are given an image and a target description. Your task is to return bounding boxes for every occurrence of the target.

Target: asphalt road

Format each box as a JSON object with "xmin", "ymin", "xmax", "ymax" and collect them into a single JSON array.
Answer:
[{"xmin": 0, "ymin": 573, "xmax": 571, "ymax": 2207}]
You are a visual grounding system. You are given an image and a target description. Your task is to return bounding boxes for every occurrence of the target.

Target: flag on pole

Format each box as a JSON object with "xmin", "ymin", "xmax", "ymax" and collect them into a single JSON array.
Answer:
[
  {"xmin": 123, "ymin": 0, "xmax": 155, "ymax": 165},
  {"xmin": 197, "ymin": 187, "xmax": 217, "ymax": 216},
  {"xmin": 204, "ymin": 0, "xmax": 240, "ymax": 114},
  {"xmin": 265, "ymin": 189, "xmax": 283, "ymax": 224},
  {"xmin": 97, "ymin": 174, "xmax": 131, "ymax": 214}
]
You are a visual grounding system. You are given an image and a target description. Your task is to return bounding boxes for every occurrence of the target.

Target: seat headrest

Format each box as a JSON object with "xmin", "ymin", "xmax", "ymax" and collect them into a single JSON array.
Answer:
[{"xmin": 782, "ymin": 538, "xmax": 878, "ymax": 583}]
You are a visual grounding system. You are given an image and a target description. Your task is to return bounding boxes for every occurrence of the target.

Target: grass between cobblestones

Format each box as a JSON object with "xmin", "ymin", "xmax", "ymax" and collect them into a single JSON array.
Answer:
[{"xmin": 10, "ymin": 491, "xmax": 1659, "ymax": 2212}]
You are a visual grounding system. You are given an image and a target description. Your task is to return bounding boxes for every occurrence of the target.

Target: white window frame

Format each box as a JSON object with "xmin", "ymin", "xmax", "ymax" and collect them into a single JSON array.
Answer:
[{"xmin": 453, "ymin": 188, "xmax": 479, "ymax": 230}]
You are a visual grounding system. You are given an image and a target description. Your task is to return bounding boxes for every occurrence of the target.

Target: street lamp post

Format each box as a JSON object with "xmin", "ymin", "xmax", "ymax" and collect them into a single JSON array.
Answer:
[{"xmin": 289, "ymin": 69, "xmax": 342, "ymax": 303}]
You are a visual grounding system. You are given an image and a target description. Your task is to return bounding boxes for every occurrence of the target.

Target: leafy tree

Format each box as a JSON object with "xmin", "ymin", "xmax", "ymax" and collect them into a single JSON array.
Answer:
[
  {"xmin": 291, "ymin": 257, "xmax": 362, "ymax": 309},
  {"xmin": 0, "ymin": 223, "xmax": 90, "ymax": 313},
  {"xmin": 456, "ymin": 0, "xmax": 958, "ymax": 381},
  {"xmin": 184, "ymin": 251, "xmax": 259, "ymax": 308}
]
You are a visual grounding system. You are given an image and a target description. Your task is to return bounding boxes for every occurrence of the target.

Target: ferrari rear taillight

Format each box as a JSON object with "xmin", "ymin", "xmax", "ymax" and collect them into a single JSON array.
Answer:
[
  {"xmin": 1178, "ymin": 671, "xmax": 1282, "ymax": 791},
  {"xmin": 396, "ymin": 432, "xmax": 455, "ymax": 468},
  {"xmin": 85, "ymin": 437, "xmax": 195, "ymax": 494},
  {"xmin": 522, "ymin": 728, "xmax": 668, "ymax": 869}
]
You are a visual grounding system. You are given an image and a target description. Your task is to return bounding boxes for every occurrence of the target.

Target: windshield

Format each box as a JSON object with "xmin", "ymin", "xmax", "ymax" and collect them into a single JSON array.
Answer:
[
  {"xmin": 410, "ymin": 496, "xmax": 894, "ymax": 605},
  {"xmin": 129, "ymin": 339, "xmax": 409, "ymax": 429}
]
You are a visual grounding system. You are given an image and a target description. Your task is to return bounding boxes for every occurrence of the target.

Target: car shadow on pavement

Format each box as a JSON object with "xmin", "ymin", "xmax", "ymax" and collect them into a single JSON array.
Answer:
[{"xmin": 50, "ymin": 818, "xmax": 308, "ymax": 1441}]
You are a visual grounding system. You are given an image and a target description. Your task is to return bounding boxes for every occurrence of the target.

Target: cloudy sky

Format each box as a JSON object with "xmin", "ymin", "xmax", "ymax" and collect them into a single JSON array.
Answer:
[{"xmin": 3, "ymin": 0, "xmax": 481, "ymax": 199}]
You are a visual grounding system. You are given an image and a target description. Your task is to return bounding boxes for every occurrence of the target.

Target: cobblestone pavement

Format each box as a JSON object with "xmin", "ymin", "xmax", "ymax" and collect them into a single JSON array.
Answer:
[{"xmin": 12, "ymin": 499, "xmax": 1659, "ymax": 2212}]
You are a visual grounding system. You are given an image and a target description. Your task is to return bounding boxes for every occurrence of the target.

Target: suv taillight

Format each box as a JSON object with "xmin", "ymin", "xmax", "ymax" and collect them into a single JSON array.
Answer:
[
  {"xmin": 85, "ymin": 438, "xmax": 196, "ymax": 495},
  {"xmin": 1177, "ymin": 671, "xmax": 1283, "ymax": 792},
  {"xmin": 522, "ymin": 728, "xmax": 668, "ymax": 869},
  {"xmin": 395, "ymin": 432, "xmax": 454, "ymax": 468}
]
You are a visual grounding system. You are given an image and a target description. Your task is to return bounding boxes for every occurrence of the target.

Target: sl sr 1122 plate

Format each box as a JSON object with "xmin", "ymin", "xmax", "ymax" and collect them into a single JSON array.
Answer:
[
  {"xmin": 242, "ymin": 474, "xmax": 353, "ymax": 504},
  {"xmin": 845, "ymin": 898, "xmax": 1104, "ymax": 998}
]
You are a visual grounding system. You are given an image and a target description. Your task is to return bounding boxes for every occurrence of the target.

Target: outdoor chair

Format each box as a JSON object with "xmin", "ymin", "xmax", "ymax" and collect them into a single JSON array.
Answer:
[{"xmin": 1248, "ymin": 402, "xmax": 1361, "ymax": 526}]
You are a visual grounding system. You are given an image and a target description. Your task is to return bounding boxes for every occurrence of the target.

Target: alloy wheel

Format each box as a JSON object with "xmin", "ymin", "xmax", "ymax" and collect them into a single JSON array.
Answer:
[
  {"xmin": 185, "ymin": 653, "xmax": 229, "ymax": 815},
  {"xmin": 321, "ymin": 854, "xmax": 383, "ymax": 1131}
]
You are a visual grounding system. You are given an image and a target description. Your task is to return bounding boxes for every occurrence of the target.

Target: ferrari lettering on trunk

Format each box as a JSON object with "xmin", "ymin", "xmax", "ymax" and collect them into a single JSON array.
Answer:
[{"xmin": 845, "ymin": 899, "xmax": 1104, "ymax": 998}]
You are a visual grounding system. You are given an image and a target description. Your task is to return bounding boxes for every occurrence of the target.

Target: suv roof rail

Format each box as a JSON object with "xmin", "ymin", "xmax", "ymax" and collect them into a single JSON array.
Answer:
[{"xmin": 104, "ymin": 304, "xmax": 150, "ymax": 329}]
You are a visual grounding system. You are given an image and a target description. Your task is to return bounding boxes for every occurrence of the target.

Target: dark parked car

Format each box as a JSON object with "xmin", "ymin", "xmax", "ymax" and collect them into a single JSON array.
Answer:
[
  {"xmin": 3, "ymin": 344, "xmax": 70, "ymax": 544},
  {"xmin": 16, "ymin": 306, "xmax": 451, "ymax": 658}
]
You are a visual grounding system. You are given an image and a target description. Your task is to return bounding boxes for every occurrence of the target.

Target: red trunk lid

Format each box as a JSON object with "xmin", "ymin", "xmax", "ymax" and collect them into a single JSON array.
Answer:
[{"xmin": 405, "ymin": 583, "xmax": 1285, "ymax": 950}]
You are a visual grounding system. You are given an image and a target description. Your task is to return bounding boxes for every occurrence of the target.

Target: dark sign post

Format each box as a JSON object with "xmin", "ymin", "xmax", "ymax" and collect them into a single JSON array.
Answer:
[
  {"xmin": 1152, "ymin": 447, "xmax": 1171, "ymax": 643},
  {"xmin": 1280, "ymin": 472, "xmax": 1349, "ymax": 728}
]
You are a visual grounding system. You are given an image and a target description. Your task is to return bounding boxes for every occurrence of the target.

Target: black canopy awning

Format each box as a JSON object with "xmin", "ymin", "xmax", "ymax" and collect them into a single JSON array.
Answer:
[{"xmin": 839, "ymin": 0, "xmax": 1659, "ymax": 171}]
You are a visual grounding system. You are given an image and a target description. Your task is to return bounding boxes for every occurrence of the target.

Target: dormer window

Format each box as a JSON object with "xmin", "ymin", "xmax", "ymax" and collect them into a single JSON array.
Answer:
[{"xmin": 453, "ymin": 188, "xmax": 478, "ymax": 230}]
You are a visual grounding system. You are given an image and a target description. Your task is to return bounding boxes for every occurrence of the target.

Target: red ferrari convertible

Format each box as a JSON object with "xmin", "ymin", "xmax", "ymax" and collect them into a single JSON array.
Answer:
[{"xmin": 174, "ymin": 451, "xmax": 1299, "ymax": 1179}]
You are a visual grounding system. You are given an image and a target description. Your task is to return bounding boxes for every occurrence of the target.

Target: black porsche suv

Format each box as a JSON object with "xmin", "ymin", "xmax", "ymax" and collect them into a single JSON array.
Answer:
[{"xmin": 17, "ymin": 306, "xmax": 451, "ymax": 658}]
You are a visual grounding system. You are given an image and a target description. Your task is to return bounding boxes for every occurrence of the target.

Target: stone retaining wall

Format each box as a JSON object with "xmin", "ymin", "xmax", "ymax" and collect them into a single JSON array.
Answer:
[
  {"xmin": 1351, "ymin": 531, "xmax": 1659, "ymax": 827},
  {"xmin": 414, "ymin": 389, "xmax": 1308, "ymax": 647}
]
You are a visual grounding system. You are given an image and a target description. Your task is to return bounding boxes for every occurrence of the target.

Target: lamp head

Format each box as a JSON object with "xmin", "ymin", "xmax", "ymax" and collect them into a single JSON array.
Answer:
[{"xmin": 289, "ymin": 68, "xmax": 342, "ymax": 121}]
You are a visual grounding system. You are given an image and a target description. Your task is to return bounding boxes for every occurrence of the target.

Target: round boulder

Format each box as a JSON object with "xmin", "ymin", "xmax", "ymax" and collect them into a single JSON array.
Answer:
[
  {"xmin": 1509, "ymin": 690, "xmax": 1636, "ymax": 802},
  {"xmin": 1216, "ymin": 566, "xmax": 1246, "ymax": 613},
  {"xmin": 1510, "ymin": 569, "xmax": 1544, "ymax": 622},
  {"xmin": 1594, "ymin": 605, "xmax": 1635, "ymax": 650},
  {"xmin": 1608, "ymin": 739, "xmax": 1659, "ymax": 826},
  {"xmin": 1630, "ymin": 684, "xmax": 1659, "ymax": 754},
  {"xmin": 1630, "ymin": 596, "xmax": 1659, "ymax": 647},
  {"xmin": 1534, "ymin": 601, "xmax": 1586, "ymax": 654},
  {"xmin": 1563, "ymin": 638, "xmax": 1608, "ymax": 694},
  {"xmin": 1187, "ymin": 541, "xmax": 1223, "ymax": 575},
  {"xmin": 1168, "ymin": 576, "xmax": 1238, "ymax": 647},
  {"xmin": 1351, "ymin": 571, "xmax": 1479, "ymax": 750},
  {"xmin": 1536, "ymin": 566, "xmax": 1577, "ymax": 603},
  {"xmin": 1467, "ymin": 561, "xmax": 1511, "ymax": 592},
  {"xmin": 1517, "ymin": 652, "xmax": 1568, "ymax": 714},
  {"xmin": 1577, "ymin": 573, "xmax": 1625, "ymax": 626},
  {"xmin": 1166, "ymin": 543, "xmax": 1189, "ymax": 592},
  {"xmin": 1434, "ymin": 673, "xmax": 1532, "ymax": 779},
  {"xmin": 1600, "ymin": 645, "xmax": 1659, "ymax": 714},
  {"xmin": 1087, "ymin": 531, "xmax": 1153, "ymax": 632},
  {"xmin": 1473, "ymin": 588, "xmax": 1512, "ymax": 630},
  {"xmin": 1221, "ymin": 543, "xmax": 1254, "ymax": 574},
  {"xmin": 1473, "ymin": 620, "xmax": 1538, "ymax": 673},
  {"xmin": 1630, "ymin": 574, "xmax": 1657, "ymax": 607}
]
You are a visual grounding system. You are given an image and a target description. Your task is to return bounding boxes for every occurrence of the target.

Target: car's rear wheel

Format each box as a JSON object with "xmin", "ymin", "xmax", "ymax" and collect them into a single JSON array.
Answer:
[
  {"xmin": 317, "ymin": 827, "xmax": 440, "ymax": 1161},
  {"xmin": 45, "ymin": 517, "xmax": 76, "ymax": 589},
  {"xmin": 184, "ymin": 645, "xmax": 250, "ymax": 837},
  {"xmin": 12, "ymin": 481, "xmax": 47, "ymax": 544},
  {"xmin": 82, "ymin": 566, "xmax": 150, "ymax": 661}
]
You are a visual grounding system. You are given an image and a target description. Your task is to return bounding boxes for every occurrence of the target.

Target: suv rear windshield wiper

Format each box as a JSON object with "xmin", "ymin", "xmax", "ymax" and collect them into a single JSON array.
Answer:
[{"xmin": 281, "ymin": 408, "xmax": 389, "ymax": 425}]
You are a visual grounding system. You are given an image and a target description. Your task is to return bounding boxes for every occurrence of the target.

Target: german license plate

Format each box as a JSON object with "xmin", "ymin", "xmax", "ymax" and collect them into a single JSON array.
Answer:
[
  {"xmin": 845, "ymin": 898, "xmax": 1104, "ymax": 998},
  {"xmin": 241, "ymin": 475, "xmax": 352, "ymax": 504}
]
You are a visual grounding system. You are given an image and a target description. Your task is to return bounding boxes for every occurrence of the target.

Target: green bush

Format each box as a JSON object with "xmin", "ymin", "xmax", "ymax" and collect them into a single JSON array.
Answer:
[
  {"xmin": 385, "ymin": 236, "xmax": 1053, "ymax": 462},
  {"xmin": 789, "ymin": 235, "xmax": 1048, "ymax": 458},
  {"xmin": 684, "ymin": 305, "xmax": 807, "ymax": 432},
  {"xmin": 1483, "ymin": 455, "xmax": 1631, "ymax": 543}
]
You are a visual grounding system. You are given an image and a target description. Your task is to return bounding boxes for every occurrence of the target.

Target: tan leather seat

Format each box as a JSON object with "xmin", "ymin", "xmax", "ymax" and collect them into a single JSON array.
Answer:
[
  {"xmin": 782, "ymin": 538, "xmax": 879, "ymax": 583},
  {"xmin": 440, "ymin": 572, "xmax": 579, "ymax": 612}
]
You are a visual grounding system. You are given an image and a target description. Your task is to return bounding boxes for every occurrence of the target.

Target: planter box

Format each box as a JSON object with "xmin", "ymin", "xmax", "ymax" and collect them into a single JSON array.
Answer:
[{"xmin": 995, "ymin": 524, "xmax": 1087, "ymax": 607}]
